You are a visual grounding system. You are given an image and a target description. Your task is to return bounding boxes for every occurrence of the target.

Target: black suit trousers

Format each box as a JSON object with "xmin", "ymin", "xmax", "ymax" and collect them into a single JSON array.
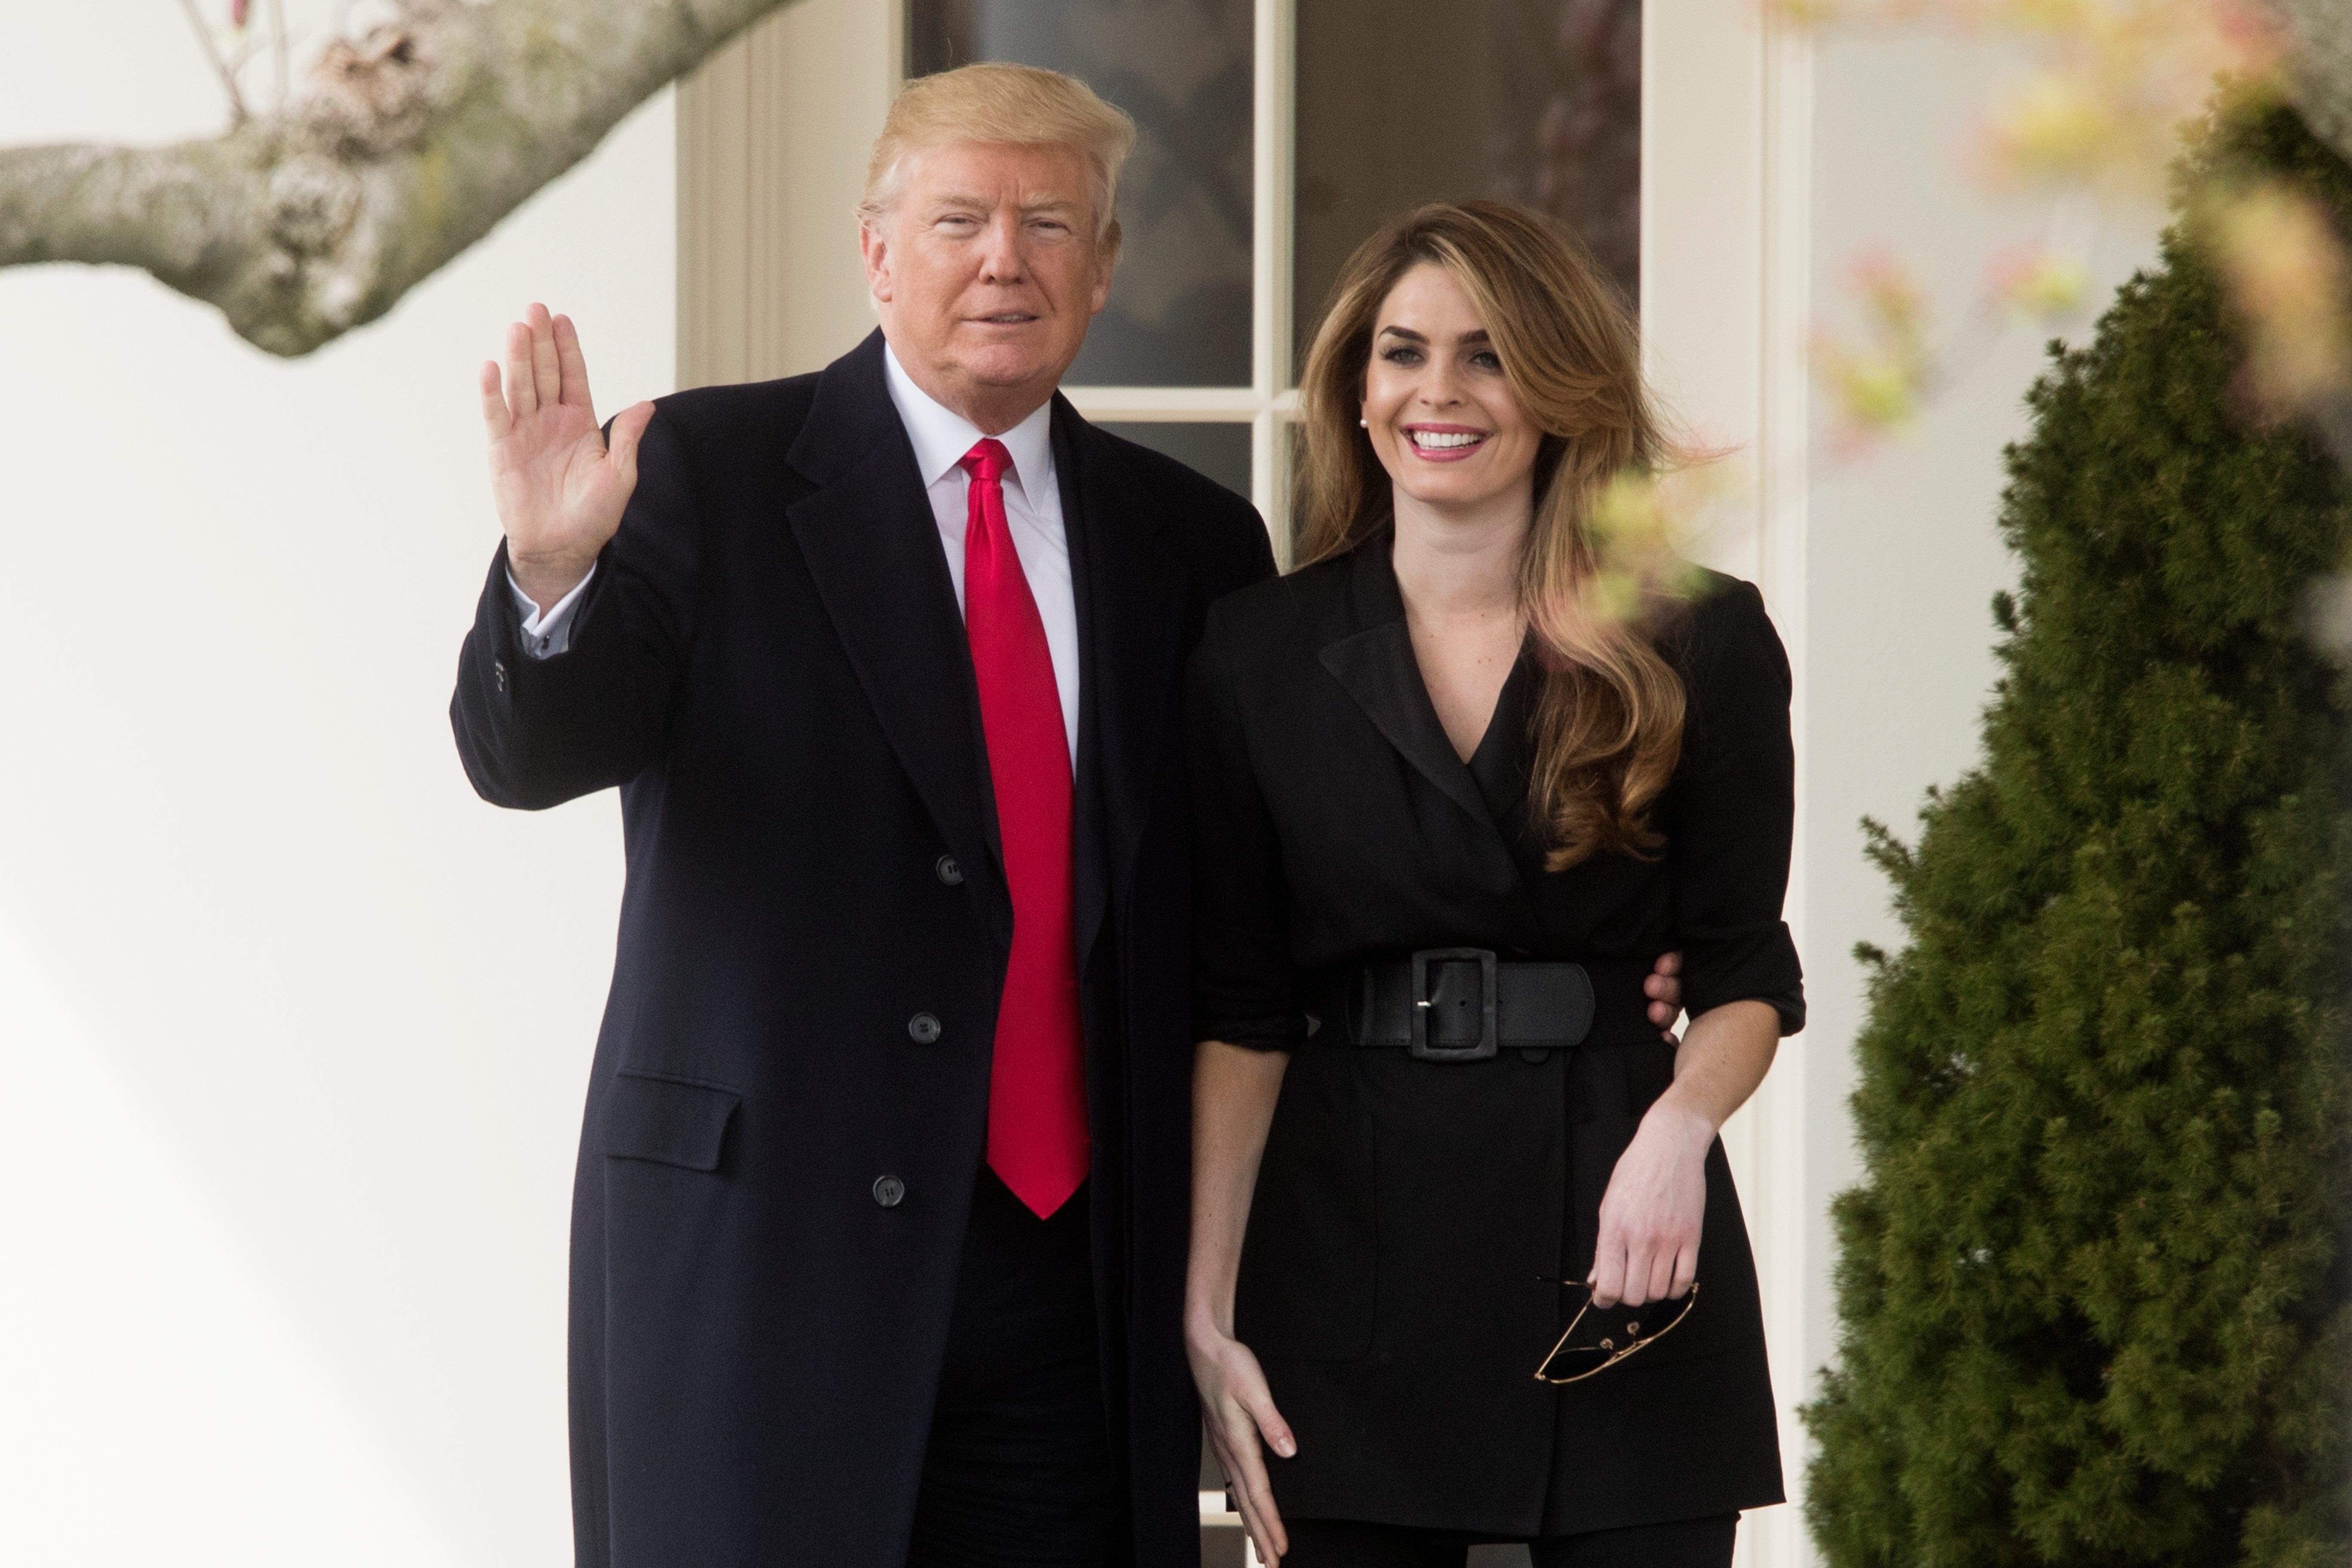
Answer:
[{"xmin": 906, "ymin": 1171, "xmax": 1127, "ymax": 1568}]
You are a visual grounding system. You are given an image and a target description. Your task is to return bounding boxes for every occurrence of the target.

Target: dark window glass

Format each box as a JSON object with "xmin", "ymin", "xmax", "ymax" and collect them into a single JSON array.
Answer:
[
  {"xmin": 909, "ymin": 0, "xmax": 1255, "ymax": 387},
  {"xmin": 1292, "ymin": 0, "xmax": 1640, "ymax": 367},
  {"xmin": 1096, "ymin": 420, "xmax": 1253, "ymax": 500}
]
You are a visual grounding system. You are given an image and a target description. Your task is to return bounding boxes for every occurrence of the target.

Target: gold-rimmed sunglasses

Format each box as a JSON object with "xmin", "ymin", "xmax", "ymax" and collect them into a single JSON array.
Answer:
[{"xmin": 1532, "ymin": 1280, "xmax": 1699, "ymax": 1384}]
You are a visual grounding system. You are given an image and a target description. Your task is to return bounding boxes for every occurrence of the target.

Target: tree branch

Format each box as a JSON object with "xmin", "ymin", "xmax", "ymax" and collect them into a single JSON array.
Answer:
[
  {"xmin": 0, "ymin": 0, "xmax": 800, "ymax": 355},
  {"xmin": 175, "ymin": 0, "xmax": 250, "ymax": 126}
]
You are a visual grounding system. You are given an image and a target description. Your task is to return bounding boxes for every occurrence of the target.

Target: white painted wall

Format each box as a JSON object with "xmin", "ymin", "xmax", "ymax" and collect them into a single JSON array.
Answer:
[
  {"xmin": 0, "ymin": 6, "xmax": 671, "ymax": 1564},
  {"xmin": 1646, "ymin": 6, "xmax": 2165, "ymax": 1565}
]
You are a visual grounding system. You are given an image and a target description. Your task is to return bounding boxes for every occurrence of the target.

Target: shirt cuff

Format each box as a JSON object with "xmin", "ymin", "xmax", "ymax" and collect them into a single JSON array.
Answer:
[{"xmin": 507, "ymin": 564, "xmax": 596, "ymax": 660}]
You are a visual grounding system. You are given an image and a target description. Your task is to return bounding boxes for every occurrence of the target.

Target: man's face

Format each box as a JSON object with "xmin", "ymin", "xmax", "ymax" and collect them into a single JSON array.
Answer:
[{"xmin": 861, "ymin": 140, "xmax": 1115, "ymax": 431}]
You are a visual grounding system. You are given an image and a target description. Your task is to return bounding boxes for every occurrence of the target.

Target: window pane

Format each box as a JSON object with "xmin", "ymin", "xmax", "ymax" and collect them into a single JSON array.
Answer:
[
  {"xmin": 908, "ymin": 0, "xmax": 1255, "ymax": 387},
  {"xmin": 1096, "ymin": 421, "xmax": 1253, "ymax": 500},
  {"xmin": 1292, "ymin": 0, "xmax": 1640, "ymax": 366}
]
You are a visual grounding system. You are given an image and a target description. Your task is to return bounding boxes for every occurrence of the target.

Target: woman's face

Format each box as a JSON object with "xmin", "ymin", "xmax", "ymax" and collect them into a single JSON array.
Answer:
[{"xmin": 1360, "ymin": 263, "xmax": 1541, "ymax": 516}]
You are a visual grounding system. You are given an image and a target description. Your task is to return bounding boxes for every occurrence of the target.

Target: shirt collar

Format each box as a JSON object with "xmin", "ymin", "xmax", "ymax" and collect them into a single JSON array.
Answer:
[{"xmin": 882, "ymin": 341, "xmax": 1057, "ymax": 501}]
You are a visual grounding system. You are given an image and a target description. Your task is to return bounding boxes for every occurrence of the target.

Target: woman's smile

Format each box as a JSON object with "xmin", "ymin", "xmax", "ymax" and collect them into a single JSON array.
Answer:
[{"xmin": 1402, "ymin": 422, "xmax": 1491, "ymax": 460}]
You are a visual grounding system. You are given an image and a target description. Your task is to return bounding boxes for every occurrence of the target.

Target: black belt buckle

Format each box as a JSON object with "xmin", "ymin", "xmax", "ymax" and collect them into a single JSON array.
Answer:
[{"xmin": 1408, "ymin": 947, "xmax": 1498, "ymax": 1062}]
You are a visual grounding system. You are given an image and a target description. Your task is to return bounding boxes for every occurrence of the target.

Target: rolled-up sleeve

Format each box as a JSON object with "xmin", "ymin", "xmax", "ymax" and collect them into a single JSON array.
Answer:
[
  {"xmin": 1187, "ymin": 610, "xmax": 1308, "ymax": 1050},
  {"xmin": 1669, "ymin": 580, "xmax": 1806, "ymax": 1035}
]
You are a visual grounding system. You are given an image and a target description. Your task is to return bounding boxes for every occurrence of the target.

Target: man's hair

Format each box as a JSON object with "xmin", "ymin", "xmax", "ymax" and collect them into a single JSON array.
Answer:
[{"xmin": 858, "ymin": 63, "xmax": 1137, "ymax": 260}]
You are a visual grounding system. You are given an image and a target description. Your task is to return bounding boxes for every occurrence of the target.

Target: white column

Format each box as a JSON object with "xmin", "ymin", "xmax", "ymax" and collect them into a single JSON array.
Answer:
[{"xmin": 1643, "ymin": 6, "xmax": 1819, "ymax": 1566}]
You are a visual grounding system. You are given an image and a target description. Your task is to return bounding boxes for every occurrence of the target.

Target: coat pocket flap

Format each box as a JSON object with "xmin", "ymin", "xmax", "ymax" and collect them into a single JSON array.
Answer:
[{"xmin": 603, "ymin": 1073, "xmax": 740, "ymax": 1171}]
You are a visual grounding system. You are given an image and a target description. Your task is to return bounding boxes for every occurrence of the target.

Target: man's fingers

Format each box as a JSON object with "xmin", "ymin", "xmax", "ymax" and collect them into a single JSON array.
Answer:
[
  {"xmin": 552, "ymin": 312, "xmax": 597, "ymax": 412},
  {"xmin": 527, "ymin": 303, "xmax": 563, "ymax": 411},
  {"xmin": 479, "ymin": 361, "xmax": 511, "ymax": 441},
  {"xmin": 607, "ymin": 400, "xmax": 655, "ymax": 485},
  {"xmin": 1656, "ymin": 950, "xmax": 1683, "ymax": 977},
  {"xmin": 505, "ymin": 322, "xmax": 539, "ymax": 417}
]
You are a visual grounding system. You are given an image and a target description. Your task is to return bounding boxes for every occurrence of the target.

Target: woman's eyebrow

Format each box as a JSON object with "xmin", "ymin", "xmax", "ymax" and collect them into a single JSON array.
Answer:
[{"xmin": 1374, "ymin": 325, "xmax": 1491, "ymax": 346}]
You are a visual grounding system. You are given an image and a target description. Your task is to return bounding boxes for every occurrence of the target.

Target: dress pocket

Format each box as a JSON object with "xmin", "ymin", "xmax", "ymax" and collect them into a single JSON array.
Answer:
[
  {"xmin": 1234, "ymin": 1053, "xmax": 1377, "ymax": 1363},
  {"xmin": 602, "ymin": 1071, "xmax": 741, "ymax": 1172}
]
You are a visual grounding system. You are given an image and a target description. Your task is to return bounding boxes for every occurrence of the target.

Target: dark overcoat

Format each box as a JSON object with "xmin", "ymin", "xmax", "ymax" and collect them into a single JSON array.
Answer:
[
  {"xmin": 1187, "ymin": 534, "xmax": 1803, "ymax": 1539},
  {"xmin": 450, "ymin": 330, "xmax": 1274, "ymax": 1568}
]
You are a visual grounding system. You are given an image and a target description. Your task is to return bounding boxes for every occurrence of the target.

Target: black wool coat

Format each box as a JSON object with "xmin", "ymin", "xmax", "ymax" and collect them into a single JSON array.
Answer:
[
  {"xmin": 1188, "ymin": 534, "xmax": 1802, "ymax": 1539},
  {"xmin": 451, "ymin": 330, "xmax": 1275, "ymax": 1568}
]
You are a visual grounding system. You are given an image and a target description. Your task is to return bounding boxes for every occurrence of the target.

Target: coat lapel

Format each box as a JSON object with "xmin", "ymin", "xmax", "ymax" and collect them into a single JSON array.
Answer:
[
  {"xmin": 1317, "ymin": 538, "xmax": 1497, "ymax": 827},
  {"xmin": 784, "ymin": 332, "xmax": 1006, "ymax": 941},
  {"xmin": 1055, "ymin": 403, "xmax": 1180, "ymax": 971}
]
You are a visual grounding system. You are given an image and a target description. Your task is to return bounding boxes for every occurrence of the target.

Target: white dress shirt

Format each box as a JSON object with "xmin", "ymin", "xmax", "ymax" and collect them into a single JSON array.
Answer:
[{"xmin": 510, "ymin": 345, "xmax": 1081, "ymax": 764}]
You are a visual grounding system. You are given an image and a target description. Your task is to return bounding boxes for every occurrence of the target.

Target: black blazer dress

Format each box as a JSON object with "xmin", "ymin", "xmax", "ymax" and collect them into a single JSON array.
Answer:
[{"xmin": 1188, "ymin": 532, "xmax": 1804, "ymax": 1538}]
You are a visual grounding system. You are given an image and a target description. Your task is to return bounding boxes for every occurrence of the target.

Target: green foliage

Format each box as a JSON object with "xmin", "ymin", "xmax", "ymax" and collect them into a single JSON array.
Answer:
[{"xmin": 1804, "ymin": 101, "xmax": 2352, "ymax": 1568}]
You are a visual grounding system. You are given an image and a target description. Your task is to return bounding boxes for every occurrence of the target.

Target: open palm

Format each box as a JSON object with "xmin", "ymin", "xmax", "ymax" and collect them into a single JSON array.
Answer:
[{"xmin": 480, "ymin": 303, "xmax": 654, "ymax": 611}]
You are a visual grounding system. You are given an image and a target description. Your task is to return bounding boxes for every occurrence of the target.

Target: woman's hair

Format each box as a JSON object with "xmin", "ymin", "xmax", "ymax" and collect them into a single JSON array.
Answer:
[
  {"xmin": 858, "ymin": 64, "xmax": 1138, "ymax": 260},
  {"xmin": 1293, "ymin": 200, "xmax": 1689, "ymax": 871}
]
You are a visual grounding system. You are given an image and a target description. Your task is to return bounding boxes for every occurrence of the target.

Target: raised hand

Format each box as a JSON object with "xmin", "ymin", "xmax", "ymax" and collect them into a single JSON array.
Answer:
[{"xmin": 479, "ymin": 303, "xmax": 655, "ymax": 612}]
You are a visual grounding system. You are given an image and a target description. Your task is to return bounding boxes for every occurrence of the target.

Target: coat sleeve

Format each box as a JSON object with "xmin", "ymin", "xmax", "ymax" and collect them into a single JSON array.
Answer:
[
  {"xmin": 1666, "ymin": 579, "xmax": 1807, "ymax": 1033},
  {"xmin": 1187, "ymin": 603, "xmax": 1308, "ymax": 1051},
  {"xmin": 450, "ymin": 407, "xmax": 706, "ymax": 809}
]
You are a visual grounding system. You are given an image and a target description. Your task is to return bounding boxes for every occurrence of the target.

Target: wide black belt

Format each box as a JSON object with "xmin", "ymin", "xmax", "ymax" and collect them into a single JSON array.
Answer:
[{"xmin": 1311, "ymin": 950, "xmax": 1658, "ymax": 1063}]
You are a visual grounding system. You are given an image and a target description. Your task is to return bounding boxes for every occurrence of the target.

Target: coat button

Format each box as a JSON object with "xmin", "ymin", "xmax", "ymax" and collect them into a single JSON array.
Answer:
[
  {"xmin": 873, "ymin": 1175, "xmax": 906, "ymax": 1208},
  {"xmin": 907, "ymin": 1012, "xmax": 942, "ymax": 1044},
  {"xmin": 934, "ymin": 854, "xmax": 964, "ymax": 886}
]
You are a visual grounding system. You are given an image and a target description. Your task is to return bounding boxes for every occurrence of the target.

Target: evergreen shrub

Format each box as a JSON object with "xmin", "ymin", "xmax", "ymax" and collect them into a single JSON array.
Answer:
[{"xmin": 1804, "ymin": 101, "xmax": 2352, "ymax": 1568}]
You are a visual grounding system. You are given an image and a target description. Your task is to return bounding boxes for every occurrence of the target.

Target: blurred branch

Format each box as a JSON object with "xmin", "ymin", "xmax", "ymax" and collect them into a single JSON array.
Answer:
[
  {"xmin": 0, "ymin": 0, "xmax": 800, "ymax": 355},
  {"xmin": 174, "ymin": 0, "xmax": 250, "ymax": 126},
  {"xmin": 269, "ymin": 0, "xmax": 291, "ymax": 109}
]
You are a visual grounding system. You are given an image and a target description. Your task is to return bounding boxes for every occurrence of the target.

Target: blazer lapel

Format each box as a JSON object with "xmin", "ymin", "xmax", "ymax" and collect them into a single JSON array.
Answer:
[
  {"xmin": 1317, "ymin": 539, "xmax": 1496, "ymax": 827},
  {"xmin": 1055, "ymin": 402, "xmax": 1179, "ymax": 971},
  {"xmin": 784, "ymin": 332, "xmax": 1005, "ymax": 940}
]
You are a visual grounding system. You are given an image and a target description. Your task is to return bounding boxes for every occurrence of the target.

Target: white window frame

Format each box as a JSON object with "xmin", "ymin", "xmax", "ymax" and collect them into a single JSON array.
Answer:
[{"xmin": 1059, "ymin": 0, "xmax": 1300, "ymax": 561}]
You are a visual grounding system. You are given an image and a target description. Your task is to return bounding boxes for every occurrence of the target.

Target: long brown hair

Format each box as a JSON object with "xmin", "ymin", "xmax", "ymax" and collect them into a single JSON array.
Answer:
[{"xmin": 1294, "ymin": 200, "xmax": 1689, "ymax": 871}]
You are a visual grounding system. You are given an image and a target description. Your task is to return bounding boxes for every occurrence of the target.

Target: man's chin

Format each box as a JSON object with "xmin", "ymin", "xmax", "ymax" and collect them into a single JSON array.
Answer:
[{"xmin": 951, "ymin": 346, "xmax": 1070, "ymax": 392}]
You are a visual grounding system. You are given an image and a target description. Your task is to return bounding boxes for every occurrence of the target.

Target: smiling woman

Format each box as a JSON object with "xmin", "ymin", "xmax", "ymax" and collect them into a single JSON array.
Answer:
[{"xmin": 1185, "ymin": 201, "xmax": 1799, "ymax": 1568}]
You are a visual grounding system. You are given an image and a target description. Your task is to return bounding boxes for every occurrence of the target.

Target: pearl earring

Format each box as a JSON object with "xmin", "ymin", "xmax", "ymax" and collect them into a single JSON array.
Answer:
[{"xmin": 1358, "ymin": 418, "xmax": 1368, "ymax": 428}]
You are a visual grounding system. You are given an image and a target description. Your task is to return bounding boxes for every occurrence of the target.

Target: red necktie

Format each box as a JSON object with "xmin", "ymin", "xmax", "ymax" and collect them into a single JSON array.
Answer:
[{"xmin": 959, "ymin": 438, "xmax": 1089, "ymax": 1218}]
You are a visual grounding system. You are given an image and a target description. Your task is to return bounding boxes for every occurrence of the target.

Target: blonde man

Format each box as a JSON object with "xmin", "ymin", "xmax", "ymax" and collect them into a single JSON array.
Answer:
[{"xmin": 458, "ymin": 61, "xmax": 1271, "ymax": 1568}]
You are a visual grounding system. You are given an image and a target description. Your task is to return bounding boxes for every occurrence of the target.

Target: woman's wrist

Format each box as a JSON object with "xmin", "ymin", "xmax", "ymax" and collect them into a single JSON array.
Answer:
[
  {"xmin": 1642, "ymin": 1095, "xmax": 1718, "ymax": 1155},
  {"xmin": 1185, "ymin": 1294, "xmax": 1234, "ymax": 1344}
]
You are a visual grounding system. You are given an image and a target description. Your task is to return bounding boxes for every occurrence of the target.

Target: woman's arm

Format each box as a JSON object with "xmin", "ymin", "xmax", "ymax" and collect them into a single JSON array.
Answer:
[
  {"xmin": 1187, "ymin": 1038, "xmax": 1295, "ymax": 1565},
  {"xmin": 1589, "ymin": 998, "xmax": 1779, "ymax": 1308}
]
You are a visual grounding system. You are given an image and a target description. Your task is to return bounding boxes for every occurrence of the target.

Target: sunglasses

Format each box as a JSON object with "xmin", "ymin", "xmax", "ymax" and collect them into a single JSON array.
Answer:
[{"xmin": 1532, "ymin": 1279, "xmax": 1699, "ymax": 1384}]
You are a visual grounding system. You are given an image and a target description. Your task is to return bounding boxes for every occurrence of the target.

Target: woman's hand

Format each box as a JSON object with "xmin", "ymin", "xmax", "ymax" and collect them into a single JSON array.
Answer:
[
  {"xmin": 1188, "ymin": 1322, "xmax": 1294, "ymax": 1564},
  {"xmin": 1589, "ymin": 1100, "xmax": 1713, "ymax": 1308},
  {"xmin": 1589, "ymin": 998, "xmax": 1781, "ymax": 1308}
]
